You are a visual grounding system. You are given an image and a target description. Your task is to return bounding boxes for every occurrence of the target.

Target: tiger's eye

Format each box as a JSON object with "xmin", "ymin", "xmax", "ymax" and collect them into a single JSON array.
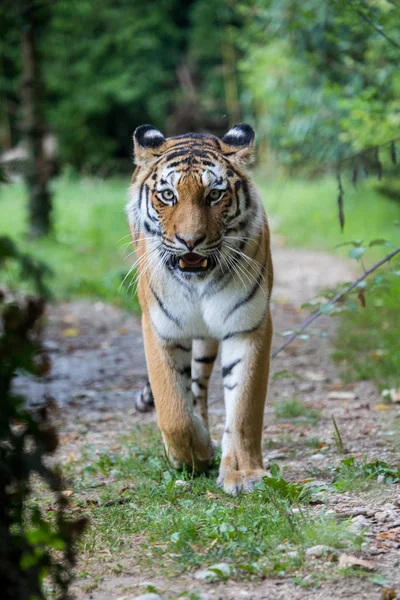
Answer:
[
  {"xmin": 209, "ymin": 189, "xmax": 223, "ymax": 201},
  {"xmin": 161, "ymin": 190, "xmax": 175, "ymax": 202}
]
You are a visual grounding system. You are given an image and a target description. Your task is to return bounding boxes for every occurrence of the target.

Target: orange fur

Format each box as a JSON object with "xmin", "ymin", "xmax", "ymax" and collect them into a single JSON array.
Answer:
[{"xmin": 127, "ymin": 124, "xmax": 273, "ymax": 494}]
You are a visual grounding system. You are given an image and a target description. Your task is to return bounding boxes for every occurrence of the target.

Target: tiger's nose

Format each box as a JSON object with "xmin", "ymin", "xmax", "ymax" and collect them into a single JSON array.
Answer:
[{"xmin": 175, "ymin": 233, "xmax": 206, "ymax": 251}]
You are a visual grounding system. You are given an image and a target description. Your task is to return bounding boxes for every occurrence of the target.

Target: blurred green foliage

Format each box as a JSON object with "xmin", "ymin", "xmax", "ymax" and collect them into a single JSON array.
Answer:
[
  {"xmin": 333, "ymin": 275, "xmax": 400, "ymax": 389},
  {"xmin": 0, "ymin": 175, "xmax": 140, "ymax": 309},
  {"xmin": 242, "ymin": 0, "xmax": 400, "ymax": 168},
  {"xmin": 0, "ymin": 230, "xmax": 86, "ymax": 599},
  {"xmin": 1, "ymin": 0, "xmax": 399, "ymax": 171}
]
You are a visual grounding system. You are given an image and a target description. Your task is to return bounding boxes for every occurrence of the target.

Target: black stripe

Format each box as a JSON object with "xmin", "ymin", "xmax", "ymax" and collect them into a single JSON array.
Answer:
[
  {"xmin": 146, "ymin": 185, "xmax": 158, "ymax": 223},
  {"xmin": 201, "ymin": 265, "xmax": 234, "ymax": 298},
  {"xmin": 225, "ymin": 257, "xmax": 266, "ymax": 322},
  {"xmin": 192, "ymin": 380, "xmax": 207, "ymax": 390},
  {"xmin": 194, "ymin": 355, "xmax": 217, "ymax": 364},
  {"xmin": 222, "ymin": 358, "xmax": 242, "ymax": 378},
  {"xmin": 149, "ymin": 316, "xmax": 174, "ymax": 342},
  {"xmin": 242, "ymin": 179, "xmax": 252, "ymax": 210},
  {"xmin": 150, "ymin": 285, "xmax": 182, "ymax": 327},
  {"xmin": 173, "ymin": 343, "xmax": 191, "ymax": 352},
  {"xmin": 192, "ymin": 375, "xmax": 210, "ymax": 382},
  {"xmin": 222, "ymin": 313, "xmax": 267, "ymax": 340},
  {"xmin": 144, "ymin": 220, "xmax": 160, "ymax": 236},
  {"xmin": 226, "ymin": 216, "xmax": 249, "ymax": 234},
  {"xmin": 224, "ymin": 383, "xmax": 238, "ymax": 391},
  {"xmin": 167, "ymin": 158, "xmax": 200, "ymax": 168},
  {"xmin": 138, "ymin": 183, "xmax": 144, "ymax": 211},
  {"xmin": 179, "ymin": 366, "xmax": 191, "ymax": 378},
  {"xmin": 167, "ymin": 266, "xmax": 193, "ymax": 293},
  {"xmin": 233, "ymin": 180, "xmax": 241, "ymax": 219}
]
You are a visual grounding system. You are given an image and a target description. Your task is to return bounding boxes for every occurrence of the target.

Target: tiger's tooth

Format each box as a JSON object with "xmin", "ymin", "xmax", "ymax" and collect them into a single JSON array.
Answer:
[
  {"xmin": 200, "ymin": 258, "xmax": 208, "ymax": 268},
  {"xmin": 179, "ymin": 258, "xmax": 186, "ymax": 269}
]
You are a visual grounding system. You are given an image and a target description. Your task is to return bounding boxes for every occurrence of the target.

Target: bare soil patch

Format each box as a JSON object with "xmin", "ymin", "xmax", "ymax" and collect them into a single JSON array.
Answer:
[{"xmin": 16, "ymin": 247, "xmax": 400, "ymax": 599}]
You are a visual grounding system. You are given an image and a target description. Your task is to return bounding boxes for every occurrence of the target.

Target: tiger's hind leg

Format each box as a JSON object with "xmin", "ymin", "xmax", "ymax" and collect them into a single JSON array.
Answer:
[
  {"xmin": 142, "ymin": 315, "xmax": 214, "ymax": 471},
  {"xmin": 135, "ymin": 380, "xmax": 155, "ymax": 412},
  {"xmin": 191, "ymin": 339, "xmax": 219, "ymax": 429}
]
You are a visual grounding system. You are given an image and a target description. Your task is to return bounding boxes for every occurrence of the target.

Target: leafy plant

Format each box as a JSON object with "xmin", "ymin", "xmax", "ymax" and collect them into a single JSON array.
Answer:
[
  {"xmin": 0, "ymin": 238, "xmax": 86, "ymax": 599},
  {"xmin": 260, "ymin": 463, "xmax": 308, "ymax": 504},
  {"xmin": 333, "ymin": 457, "xmax": 399, "ymax": 492},
  {"xmin": 332, "ymin": 415, "xmax": 345, "ymax": 456}
]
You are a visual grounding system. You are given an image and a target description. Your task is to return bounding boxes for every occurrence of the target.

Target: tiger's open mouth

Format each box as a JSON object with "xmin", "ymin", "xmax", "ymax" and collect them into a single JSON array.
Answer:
[
  {"xmin": 178, "ymin": 252, "xmax": 209, "ymax": 272},
  {"xmin": 169, "ymin": 252, "xmax": 214, "ymax": 273}
]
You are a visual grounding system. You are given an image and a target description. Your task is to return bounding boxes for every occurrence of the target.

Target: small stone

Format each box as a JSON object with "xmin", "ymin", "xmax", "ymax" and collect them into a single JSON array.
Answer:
[
  {"xmin": 375, "ymin": 511, "xmax": 389, "ymax": 523},
  {"xmin": 175, "ymin": 480, "xmax": 189, "ymax": 487},
  {"xmin": 309, "ymin": 480, "xmax": 330, "ymax": 488},
  {"xmin": 327, "ymin": 391, "xmax": 356, "ymax": 400},
  {"xmin": 310, "ymin": 453, "xmax": 325, "ymax": 461},
  {"xmin": 305, "ymin": 545, "xmax": 337, "ymax": 558},
  {"xmin": 335, "ymin": 507, "xmax": 368, "ymax": 518},
  {"xmin": 370, "ymin": 548, "xmax": 387, "ymax": 555},
  {"xmin": 276, "ymin": 544, "xmax": 288, "ymax": 551},
  {"xmin": 377, "ymin": 474, "xmax": 385, "ymax": 484},
  {"xmin": 287, "ymin": 551, "xmax": 299, "ymax": 559},
  {"xmin": 194, "ymin": 562, "xmax": 231, "ymax": 581},
  {"xmin": 266, "ymin": 451, "xmax": 287, "ymax": 460},
  {"xmin": 304, "ymin": 371, "xmax": 327, "ymax": 382},
  {"xmin": 361, "ymin": 542, "xmax": 369, "ymax": 551},
  {"xmin": 299, "ymin": 382, "xmax": 316, "ymax": 393},
  {"xmin": 43, "ymin": 340, "xmax": 60, "ymax": 352},
  {"xmin": 389, "ymin": 520, "xmax": 400, "ymax": 529},
  {"xmin": 347, "ymin": 515, "xmax": 370, "ymax": 535}
]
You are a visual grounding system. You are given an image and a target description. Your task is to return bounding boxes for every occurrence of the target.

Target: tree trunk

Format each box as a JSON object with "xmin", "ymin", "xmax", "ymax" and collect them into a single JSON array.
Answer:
[
  {"xmin": 221, "ymin": 33, "xmax": 241, "ymax": 127},
  {"xmin": 20, "ymin": 2, "xmax": 52, "ymax": 238}
]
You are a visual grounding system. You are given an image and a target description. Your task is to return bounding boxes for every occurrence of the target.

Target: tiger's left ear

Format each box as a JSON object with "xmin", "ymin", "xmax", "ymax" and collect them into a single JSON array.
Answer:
[
  {"xmin": 133, "ymin": 124, "xmax": 167, "ymax": 165},
  {"xmin": 220, "ymin": 123, "xmax": 255, "ymax": 166}
]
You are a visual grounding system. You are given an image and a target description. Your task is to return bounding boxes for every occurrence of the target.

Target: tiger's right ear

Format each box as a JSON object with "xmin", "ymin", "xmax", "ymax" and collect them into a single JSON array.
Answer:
[{"xmin": 133, "ymin": 124, "xmax": 167, "ymax": 165}]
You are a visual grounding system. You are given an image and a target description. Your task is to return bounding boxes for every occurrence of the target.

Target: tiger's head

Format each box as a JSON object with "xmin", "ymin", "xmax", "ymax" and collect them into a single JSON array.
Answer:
[{"xmin": 127, "ymin": 123, "xmax": 262, "ymax": 279}]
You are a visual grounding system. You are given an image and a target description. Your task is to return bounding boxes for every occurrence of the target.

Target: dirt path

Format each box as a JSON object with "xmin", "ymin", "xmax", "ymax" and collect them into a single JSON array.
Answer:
[{"xmin": 18, "ymin": 246, "xmax": 400, "ymax": 600}]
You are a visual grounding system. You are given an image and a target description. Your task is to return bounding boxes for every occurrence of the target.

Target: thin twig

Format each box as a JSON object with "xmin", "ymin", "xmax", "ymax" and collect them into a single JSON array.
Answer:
[
  {"xmin": 338, "ymin": 135, "xmax": 400, "ymax": 167},
  {"xmin": 349, "ymin": 0, "xmax": 400, "ymax": 50},
  {"xmin": 271, "ymin": 245, "xmax": 400, "ymax": 359},
  {"xmin": 101, "ymin": 497, "xmax": 133, "ymax": 508}
]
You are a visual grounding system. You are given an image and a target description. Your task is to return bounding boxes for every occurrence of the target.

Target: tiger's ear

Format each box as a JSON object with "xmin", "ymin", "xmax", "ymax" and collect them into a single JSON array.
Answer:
[
  {"xmin": 220, "ymin": 123, "xmax": 255, "ymax": 166},
  {"xmin": 133, "ymin": 124, "xmax": 167, "ymax": 165}
]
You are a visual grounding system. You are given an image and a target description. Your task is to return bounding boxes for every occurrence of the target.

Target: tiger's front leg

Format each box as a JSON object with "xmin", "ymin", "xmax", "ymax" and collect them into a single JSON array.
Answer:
[
  {"xmin": 218, "ymin": 310, "xmax": 273, "ymax": 495},
  {"xmin": 142, "ymin": 314, "xmax": 215, "ymax": 471}
]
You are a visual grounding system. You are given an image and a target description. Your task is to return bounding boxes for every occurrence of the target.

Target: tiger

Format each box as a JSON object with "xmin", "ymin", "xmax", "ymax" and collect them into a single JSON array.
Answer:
[{"xmin": 126, "ymin": 123, "xmax": 273, "ymax": 495}]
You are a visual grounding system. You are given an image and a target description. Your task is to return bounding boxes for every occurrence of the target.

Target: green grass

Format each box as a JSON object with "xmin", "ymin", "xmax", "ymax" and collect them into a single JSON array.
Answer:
[
  {"xmin": 333, "ymin": 278, "xmax": 400, "ymax": 389},
  {"xmin": 256, "ymin": 175, "xmax": 399, "ymax": 260},
  {"xmin": 255, "ymin": 174, "xmax": 400, "ymax": 390},
  {"xmin": 333, "ymin": 456, "xmax": 400, "ymax": 492},
  {"xmin": 0, "ymin": 174, "xmax": 139, "ymax": 310},
  {"xmin": 274, "ymin": 398, "xmax": 320, "ymax": 425},
  {"xmin": 66, "ymin": 424, "xmax": 360, "ymax": 580}
]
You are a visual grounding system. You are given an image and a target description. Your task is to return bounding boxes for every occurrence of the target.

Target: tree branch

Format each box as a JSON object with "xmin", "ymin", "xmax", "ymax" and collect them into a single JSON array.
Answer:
[
  {"xmin": 349, "ymin": 1, "xmax": 400, "ymax": 50},
  {"xmin": 271, "ymin": 245, "xmax": 400, "ymax": 359}
]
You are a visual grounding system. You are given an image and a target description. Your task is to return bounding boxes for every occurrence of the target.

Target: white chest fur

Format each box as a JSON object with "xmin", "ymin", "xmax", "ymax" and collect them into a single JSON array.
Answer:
[{"xmin": 148, "ymin": 267, "xmax": 269, "ymax": 342}]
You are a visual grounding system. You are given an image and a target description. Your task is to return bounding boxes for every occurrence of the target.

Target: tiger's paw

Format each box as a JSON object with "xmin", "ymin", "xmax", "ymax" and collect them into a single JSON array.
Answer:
[
  {"xmin": 134, "ymin": 380, "xmax": 154, "ymax": 412},
  {"xmin": 217, "ymin": 469, "xmax": 267, "ymax": 496}
]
